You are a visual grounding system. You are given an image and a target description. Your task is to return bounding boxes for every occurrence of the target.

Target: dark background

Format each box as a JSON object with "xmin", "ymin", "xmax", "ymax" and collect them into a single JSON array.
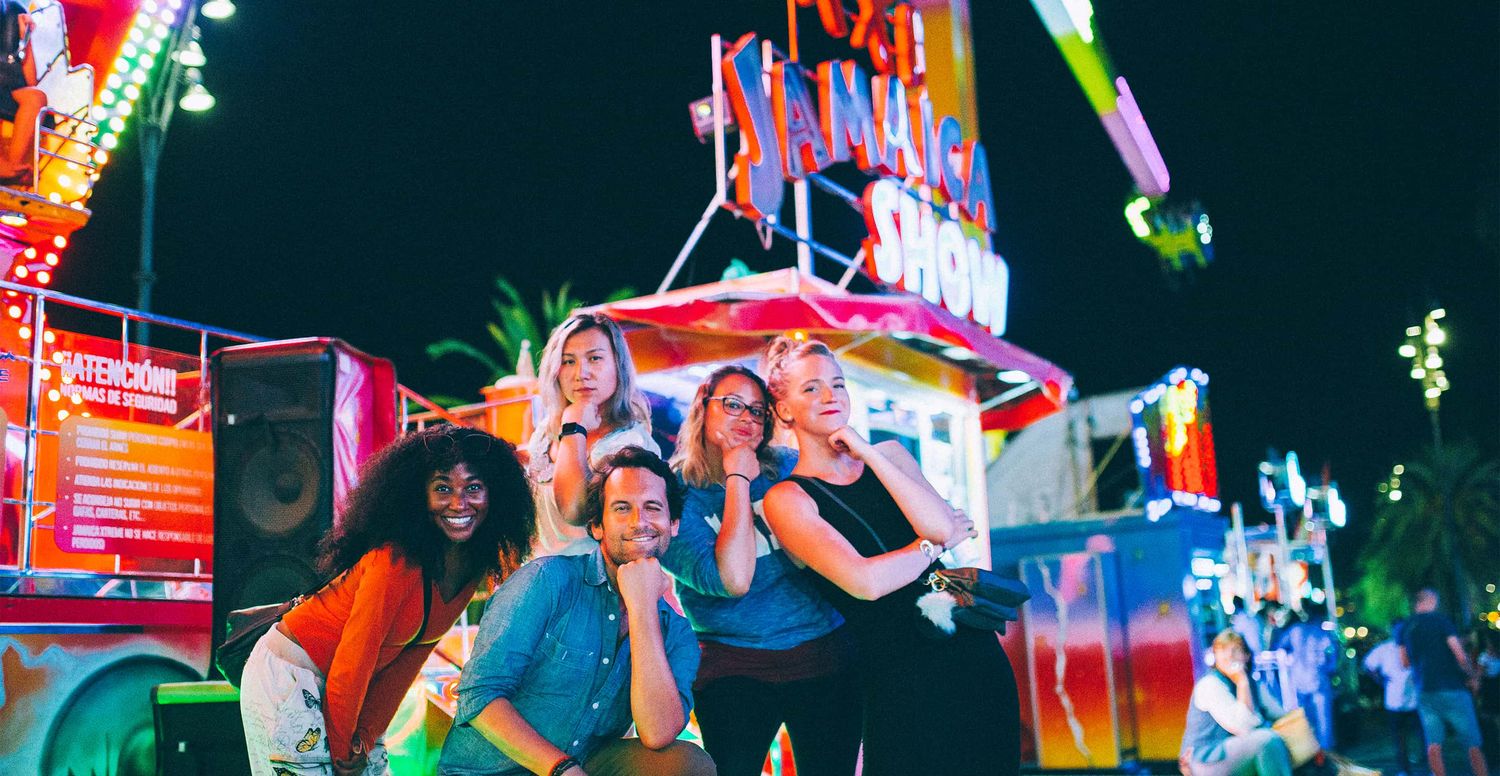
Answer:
[{"xmin": 57, "ymin": 3, "xmax": 1500, "ymax": 562}]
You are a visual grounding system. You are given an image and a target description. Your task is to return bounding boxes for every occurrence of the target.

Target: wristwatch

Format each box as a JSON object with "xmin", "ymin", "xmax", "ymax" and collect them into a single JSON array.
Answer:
[
  {"xmin": 558, "ymin": 422, "xmax": 587, "ymax": 440},
  {"xmin": 918, "ymin": 539, "xmax": 938, "ymax": 560}
]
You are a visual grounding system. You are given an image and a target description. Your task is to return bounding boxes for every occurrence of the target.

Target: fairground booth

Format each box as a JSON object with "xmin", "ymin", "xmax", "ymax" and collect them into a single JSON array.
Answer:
[{"xmin": 0, "ymin": 1, "xmax": 1252, "ymax": 775}]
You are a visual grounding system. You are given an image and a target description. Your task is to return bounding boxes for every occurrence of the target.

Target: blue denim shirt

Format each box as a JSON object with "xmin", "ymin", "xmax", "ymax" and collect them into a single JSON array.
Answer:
[
  {"xmin": 660, "ymin": 448, "xmax": 843, "ymax": 650},
  {"xmin": 437, "ymin": 548, "xmax": 700, "ymax": 775}
]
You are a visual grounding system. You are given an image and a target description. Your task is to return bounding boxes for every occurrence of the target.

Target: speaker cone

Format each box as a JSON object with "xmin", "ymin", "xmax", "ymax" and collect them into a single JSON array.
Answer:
[{"xmin": 234, "ymin": 429, "xmax": 322, "ymax": 537}]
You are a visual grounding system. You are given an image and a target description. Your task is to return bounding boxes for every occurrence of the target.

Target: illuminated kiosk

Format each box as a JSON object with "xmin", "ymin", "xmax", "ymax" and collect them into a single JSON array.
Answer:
[{"xmin": 986, "ymin": 366, "xmax": 1242, "ymax": 770}]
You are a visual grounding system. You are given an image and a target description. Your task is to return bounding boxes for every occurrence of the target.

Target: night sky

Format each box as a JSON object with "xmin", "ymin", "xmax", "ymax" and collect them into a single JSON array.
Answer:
[{"xmin": 58, "ymin": 3, "xmax": 1499, "ymax": 560}]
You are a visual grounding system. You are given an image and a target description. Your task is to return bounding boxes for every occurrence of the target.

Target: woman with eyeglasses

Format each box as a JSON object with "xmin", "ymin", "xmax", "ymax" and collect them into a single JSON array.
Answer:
[
  {"xmin": 525, "ymin": 312, "xmax": 658, "ymax": 557},
  {"xmin": 660, "ymin": 365, "xmax": 860, "ymax": 776},
  {"xmin": 239, "ymin": 426, "xmax": 535, "ymax": 776},
  {"xmin": 759, "ymin": 336, "xmax": 1019, "ymax": 776}
]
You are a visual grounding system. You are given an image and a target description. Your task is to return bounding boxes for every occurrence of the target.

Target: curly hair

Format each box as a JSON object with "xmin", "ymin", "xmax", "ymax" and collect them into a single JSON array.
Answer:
[
  {"xmin": 578, "ymin": 445, "xmax": 684, "ymax": 531},
  {"xmin": 668, "ymin": 365, "xmax": 780, "ymax": 489},
  {"xmin": 316, "ymin": 425, "xmax": 535, "ymax": 581}
]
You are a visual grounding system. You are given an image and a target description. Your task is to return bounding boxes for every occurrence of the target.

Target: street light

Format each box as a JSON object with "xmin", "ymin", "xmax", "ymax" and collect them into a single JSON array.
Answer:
[
  {"xmin": 1397, "ymin": 306, "xmax": 1472, "ymax": 623},
  {"xmin": 200, "ymin": 0, "xmax": 236, "ymax": 20},
  {"xmin": 1400, "ymin": 308, "xmax": 1449, "ymax": 448},
  {"xmin": 135, "ymin": 3, "xmax": 226, "ymax": 345},
  {"xmin": 178, "ymin": 69, "xmax": 215, "ymax": 112}
]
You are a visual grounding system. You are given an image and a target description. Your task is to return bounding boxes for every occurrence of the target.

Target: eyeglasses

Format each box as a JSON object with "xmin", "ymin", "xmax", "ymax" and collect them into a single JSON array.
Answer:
[
  {"xmin": 421, "ymin": 429, "xmax": 497, "ymax": 456},
  {"xmin": 707, "ymin": 395, "xmax": 769, "ymax": 421}
]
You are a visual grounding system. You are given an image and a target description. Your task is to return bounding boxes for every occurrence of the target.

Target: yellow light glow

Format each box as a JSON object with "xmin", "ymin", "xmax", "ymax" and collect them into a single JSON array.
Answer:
[
  {"xmin": 1398, "ymin": 343, "xmax": 1417, "ymax": 358},
  {"xmin": 18, "ymin": 326, "xmax": 30, "ymax": 339},
  {"xmin": 56, "ymin": 409, "xmax": 68, "ymax": 421},
  {"xmin": 69, "ymin": 391, "xmax": 80, "ymax": 405},
  {"xmin": 47, "ymin": 389, "xmax": 59, "ymax": 402},
  {"xmin": 39, "ymin": 368, "xmax": 49, "ymax": 380},
  {"xmin": 1424, "ymin": 327, "xmax": 1446, "ymax": 346},
  {"xmin": 36, "ymin": 271, "xmax": 50, "ymax": 284},
  {"xmin": 42, "ymin": 330, "xmax": 54, "ymax": 344},
  {"xmin": 14, "ymin": 266, "xmax": 28, "ymax": 278}
]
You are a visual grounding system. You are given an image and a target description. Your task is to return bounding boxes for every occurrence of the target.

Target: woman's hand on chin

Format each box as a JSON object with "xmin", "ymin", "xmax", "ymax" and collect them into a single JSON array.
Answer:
[
  {"xmin": 828, "ymin": 426, "xmax": 876, "ymax": 461},
  {"xmin": 560, "ymin": 399, "xmax": 601, "ymax": 431}
]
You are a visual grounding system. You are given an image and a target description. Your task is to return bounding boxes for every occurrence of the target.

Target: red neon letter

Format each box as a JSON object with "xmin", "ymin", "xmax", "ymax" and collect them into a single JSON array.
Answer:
[
  {"xmin": 798, "ymin": 0, "xmax": 849, "ymax": 39},
  {"xmin": 722, "ymin": 33, "xmax": 784, "ymax": 220},
  {"xmin": 850, "ymin": 0, "xmax": 895, "ymax": 74},
  {"xmin": 772, "ymin": 62, "xmax": 831, "ymax": 180},
  {"xmin": 893, "ymin": 5, "xmax": 925, "ymax": 88},
  {"xmin": 818, "ymin": 59, "xmax": 879, "ymax": 170}
]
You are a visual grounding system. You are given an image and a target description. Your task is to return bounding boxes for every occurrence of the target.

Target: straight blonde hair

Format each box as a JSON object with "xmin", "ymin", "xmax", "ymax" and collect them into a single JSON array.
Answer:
[{"xmin": 527, "ymin": 312, "xmax": 650, "ymax": 478}]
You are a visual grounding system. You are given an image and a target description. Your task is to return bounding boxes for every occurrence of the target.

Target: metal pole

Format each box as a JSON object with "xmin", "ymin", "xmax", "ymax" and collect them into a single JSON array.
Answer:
[
  {"xmin": 135, "ymin": 122, "xmax": 162, "ymax": 345},
  {"xmin": 18, "ymin": 295, "xmax": 45, "ymax": 572},
  {"xmin": 134, "ymin": 4, "xmax": 195, "ymax": 345}
]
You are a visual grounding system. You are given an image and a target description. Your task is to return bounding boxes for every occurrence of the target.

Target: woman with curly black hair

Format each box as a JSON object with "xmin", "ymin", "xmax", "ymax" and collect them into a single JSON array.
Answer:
[{"xmin": 239, "ymin": 425, "xmax": 534, "ymax": 776}]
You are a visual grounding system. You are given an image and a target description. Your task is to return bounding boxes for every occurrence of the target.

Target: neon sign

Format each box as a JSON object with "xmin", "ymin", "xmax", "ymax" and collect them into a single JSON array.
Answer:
[
  {"xmin": 718, "ymin": 5, "xmax": 1009, "ymax": 335},
  {"xmin": 1131, "ymin": 366, "xmax": 1220, "ymax": 520}
]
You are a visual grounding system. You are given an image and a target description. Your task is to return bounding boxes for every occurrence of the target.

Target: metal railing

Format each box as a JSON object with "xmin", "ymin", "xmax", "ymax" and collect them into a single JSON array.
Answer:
[{"xmin": 0, "ymin": 280, "xmax": 262, "ymax": 581}]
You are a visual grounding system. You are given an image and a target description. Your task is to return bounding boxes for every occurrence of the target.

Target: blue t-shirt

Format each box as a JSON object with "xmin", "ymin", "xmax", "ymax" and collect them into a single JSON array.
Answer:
[
  {"xmin": 660, "ymin": 448, "xmax": 843, "ymax": 650},
  {"xmin": 1402, "ymin": 611, "xmax": 1467, "ymax": 692}
]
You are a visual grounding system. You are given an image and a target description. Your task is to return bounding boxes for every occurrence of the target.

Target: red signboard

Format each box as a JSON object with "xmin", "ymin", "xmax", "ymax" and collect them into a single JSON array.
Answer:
[{"xmin": 54, "ymin": 417, "xmax": 213, "ymax": 559}]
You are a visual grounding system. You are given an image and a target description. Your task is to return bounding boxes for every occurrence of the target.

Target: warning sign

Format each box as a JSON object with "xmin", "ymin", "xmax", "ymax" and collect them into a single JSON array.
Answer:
[{"xmin": 55, "ymin": 417, "xmax": 213, "ymax": 558}]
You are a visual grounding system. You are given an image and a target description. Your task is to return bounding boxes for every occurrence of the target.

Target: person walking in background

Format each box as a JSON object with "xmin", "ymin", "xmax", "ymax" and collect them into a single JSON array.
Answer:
[
  {"xmin": 1477, "ymin": 631, "xmax": 1500, "ymax": 767},
  {"xmin": 1274, "ymin": 601, "xmax": 1338, "ymax": 751},
  {"xmin": 1365, "ymin": 618, "xmax": 1423, "ymax": 776},
  {"xmin": 525, "ymin": 312, "xmax": 658, "ymax": 557},
  {"xmin": 239, "ymin": 426, "xmax": 536, "ymax": 776},
  {"xmin": 661, "ymin": 365, "xmax": 860, "ymax": 776},
  {"xmin": 1181, "ymin": 629, "xmax": 1293, "ymax": 776},
  {"xmin": 1402, "ymin": 588, "xmax": 1489, "ymax": 776}
]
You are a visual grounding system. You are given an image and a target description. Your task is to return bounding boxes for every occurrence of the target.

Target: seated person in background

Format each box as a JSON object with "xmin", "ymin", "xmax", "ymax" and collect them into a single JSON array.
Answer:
[
  {"xmin": 1181, "ymin": 629, "xmax": 1294, "ymax": 776},
  {"xmin": 439, "ymin": 446, "xmax": 714, "ymax": 776},
  {"xmin": 0, "ymin": 0, "xmax": 44, "ymax": 185}
]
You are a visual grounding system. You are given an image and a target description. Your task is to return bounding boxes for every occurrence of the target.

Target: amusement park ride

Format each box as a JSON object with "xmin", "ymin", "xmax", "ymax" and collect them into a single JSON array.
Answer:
[{"xmin": 0, "ymin": 2, "xmax": 1317, "ymax": 776}]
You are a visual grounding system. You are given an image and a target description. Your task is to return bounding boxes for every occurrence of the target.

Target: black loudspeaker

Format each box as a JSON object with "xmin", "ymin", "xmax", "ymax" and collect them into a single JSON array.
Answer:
[
  {"xmin": 151, "ymin": 681, "xmax": 249, "ymax": 776},
  {"xmin": 210, "ymin": 338, "xmax": 396, "ymax": 672}
]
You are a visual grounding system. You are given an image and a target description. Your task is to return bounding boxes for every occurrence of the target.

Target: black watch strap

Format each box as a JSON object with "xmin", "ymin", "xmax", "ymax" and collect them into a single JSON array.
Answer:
[
  {"xmin": 558, "ymin": 422, "xmax": 587, "ymax": 440},
  {"xmin": 550, "ymin": 756, "xmax": 580, "ymax": 776}
]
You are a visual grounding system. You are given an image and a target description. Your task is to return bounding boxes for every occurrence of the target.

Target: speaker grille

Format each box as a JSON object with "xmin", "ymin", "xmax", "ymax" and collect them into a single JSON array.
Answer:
[
  {"xmin": 234, "ymin": 554, "xmax": 322, "ymax": 610},
  {"xmin": 233, "ymin": 429, "xmax": 322, "ymax": 538}
]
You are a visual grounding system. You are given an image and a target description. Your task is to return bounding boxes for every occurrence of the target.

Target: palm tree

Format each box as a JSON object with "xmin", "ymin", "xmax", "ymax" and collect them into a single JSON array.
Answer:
[
  {"xmin": 427, "ymin": 275, "xmax": 637, "ymax": 385},
  {"xmin": 1361, "ymin": 441, "xmax": 1500, "ymax": 622}
]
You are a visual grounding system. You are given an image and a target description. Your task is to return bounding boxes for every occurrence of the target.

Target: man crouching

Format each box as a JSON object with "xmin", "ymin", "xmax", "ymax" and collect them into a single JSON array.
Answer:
[{"xmin": 440, "ymin": 446, "xmax": 715, "ymax": 776}]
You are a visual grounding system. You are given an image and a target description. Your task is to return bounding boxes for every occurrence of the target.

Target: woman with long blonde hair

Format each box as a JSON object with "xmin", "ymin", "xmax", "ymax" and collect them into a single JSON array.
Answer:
[
  {"xmin": 660, "ymin": 365, "xmax": 859, "ymax": 776},
  {"xmin": 760, "ymin": 336, "xmax": 1020, "ymax": 775},
  {"xmin": 524, "ymin": 312, "xmax": 656, "ymax": 556}
]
